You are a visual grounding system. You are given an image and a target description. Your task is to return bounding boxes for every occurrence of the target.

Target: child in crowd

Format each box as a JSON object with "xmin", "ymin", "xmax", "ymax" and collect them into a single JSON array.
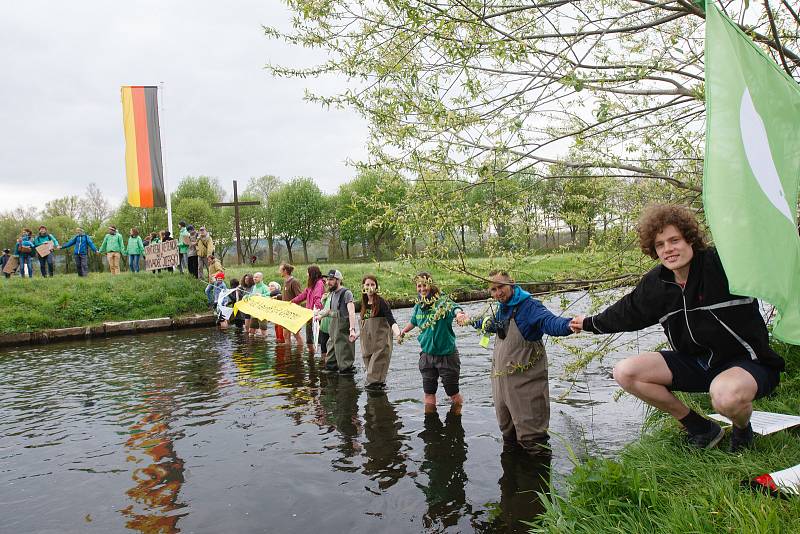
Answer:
[
  {"xmin": 398, "ymin": 272, "xmax": 468, "ymax": 413},
  {"xmin": 268, "ymin": 281, "xmax": 285, "ymax": 343},
  {"xmin": 240, "ymin": 274, "xmax": 255, "ymax": 334},
  {"xmin": 228, "ymin": 278, "xmax": 245, "ymax": 329},
  {"xmin": 1, "ymin": 248, "xmax": 12, "ymax": 278}
]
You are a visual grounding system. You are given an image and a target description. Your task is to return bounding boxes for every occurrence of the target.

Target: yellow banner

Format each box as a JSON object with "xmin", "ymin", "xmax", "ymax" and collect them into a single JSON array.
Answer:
[{"xmin": 233, "ymin": 295, "xmax": 314, "ymax": 334}]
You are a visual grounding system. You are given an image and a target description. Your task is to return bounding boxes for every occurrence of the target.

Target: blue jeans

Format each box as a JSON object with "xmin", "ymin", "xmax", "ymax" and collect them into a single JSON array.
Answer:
[
  {"xmin": 178, "ymin": 252, "xmax": 188, "ymax": 274},
  {"xmin": 38, "ymin": 254, "xmax": 54, "ymax": 277},
  {"xmin": 205, "ymin": 284, "xmax": 214, "ymax": 305},
  {"xmin": 129, "ymin": 254, "xmax": 141, "ymax": 273},
  {"xmin": 18, "ymin": 255, "xmax": 33, "ymax": 277},
  {"xmin": 75, "ymin": 254, "xmax": 89, "ymax": 277}
]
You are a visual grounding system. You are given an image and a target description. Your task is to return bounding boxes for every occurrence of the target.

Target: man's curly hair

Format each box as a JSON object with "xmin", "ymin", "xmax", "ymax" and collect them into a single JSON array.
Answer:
[{"xmin": 636, "ymin": 204, "xmax": 708, "ymax": 259}]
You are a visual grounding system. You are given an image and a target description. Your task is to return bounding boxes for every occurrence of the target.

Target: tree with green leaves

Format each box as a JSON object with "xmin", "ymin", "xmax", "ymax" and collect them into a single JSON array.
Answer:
[
  {"xmin": 244, "ymin": 175, "xmax": 282, "ymax": 264},
  {"xmin": 270, "ymin": 178, "xmax": 326, "ymax": 264}
]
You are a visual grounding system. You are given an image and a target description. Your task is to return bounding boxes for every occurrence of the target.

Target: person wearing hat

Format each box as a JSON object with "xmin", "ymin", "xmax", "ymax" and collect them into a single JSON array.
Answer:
[
  {"xmin": 33, "ymin": 225, "xmax": 59, "ymax": 277},
  {"xmin": 207, "ymin": 270, "xmax": 227, "ymax": 308},
  {"xmin": 317, "ymin": 269, "xmax": 358, "ymax": 374},
  {"xmin": 177, "ymin": 221, "xmax": 190, "ymax": 274},
  {"xmin": 59, "ymin": 227, "xmax": 98, "ymax": 277},
  {"xmin": 98, "ymin": 226, "xmax": 125, "ymax": 275},
  {"xmin": 1, "ymin": 248, "xmax": 12, "ymax": 278}
]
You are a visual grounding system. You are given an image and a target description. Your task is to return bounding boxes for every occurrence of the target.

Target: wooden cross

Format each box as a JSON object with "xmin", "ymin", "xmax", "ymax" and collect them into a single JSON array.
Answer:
[{"xmin": 212, "ymin": 180, "xmax": 260, "ymax": 265}]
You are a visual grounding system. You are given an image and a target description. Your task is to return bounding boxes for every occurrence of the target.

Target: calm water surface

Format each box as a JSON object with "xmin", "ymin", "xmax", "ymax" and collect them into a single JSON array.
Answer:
[{"xmin": 0, "ymin": 297, "xmax": 662, "ymax": 533}]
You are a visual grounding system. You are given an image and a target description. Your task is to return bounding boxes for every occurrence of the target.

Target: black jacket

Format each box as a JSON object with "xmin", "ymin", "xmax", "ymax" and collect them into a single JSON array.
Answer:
[{"xmin": 582, "ymin": 248, "xmax": 784, "ymax": 371}]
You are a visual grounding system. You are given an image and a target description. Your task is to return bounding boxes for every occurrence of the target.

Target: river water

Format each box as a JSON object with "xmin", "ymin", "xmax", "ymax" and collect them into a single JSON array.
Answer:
[{"xmin": 0, "ymin": 296, "xmax": 663, "ymax": 533}]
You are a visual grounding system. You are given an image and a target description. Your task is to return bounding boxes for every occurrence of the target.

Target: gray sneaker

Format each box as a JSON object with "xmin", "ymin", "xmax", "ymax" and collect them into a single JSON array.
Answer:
[{"xmin": 687, "ymin": 422, "xmax": 725, "ymax": 449}]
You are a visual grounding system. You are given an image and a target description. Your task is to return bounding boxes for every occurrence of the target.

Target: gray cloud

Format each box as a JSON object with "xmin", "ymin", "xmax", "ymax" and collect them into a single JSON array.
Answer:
[{"xmin": 0, "ymin": 0, "xmax": 368, "ymax": 210}]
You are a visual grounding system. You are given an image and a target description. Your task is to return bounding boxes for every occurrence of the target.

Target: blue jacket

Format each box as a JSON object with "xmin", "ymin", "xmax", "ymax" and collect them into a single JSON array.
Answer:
[
  {"xmin": 14, "ymin": 236, "xmax": 35, "ymax": 257},
  {"xmin": 474, "ymin": 286, "xmax": 572, "ymax": 341},
  {"xmin": 61, "ymin": 234, "xmax": 98, "ymax": 255}
]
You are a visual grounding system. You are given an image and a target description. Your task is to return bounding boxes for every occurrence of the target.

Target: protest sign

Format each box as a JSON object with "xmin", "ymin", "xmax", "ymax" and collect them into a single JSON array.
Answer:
[
  {"xmin": 2, "ymin": 256, "xmax": 19, "ymax": 274},
  {"xmin": 35, "ymin": 242, "xmax": 53, "ymax": 257},
  {"xmin": 233, "ymin": 295, "xmax": 313, "ymax": 333},
  {"xmin": 144, "ymin": 239, "xmax": 179, "ymax": 271}
]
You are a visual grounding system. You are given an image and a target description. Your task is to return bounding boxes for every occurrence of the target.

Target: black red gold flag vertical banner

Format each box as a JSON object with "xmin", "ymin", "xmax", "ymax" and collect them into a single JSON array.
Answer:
[{"xmin": 121, "ymin": 86, "xmax": 166, "ymax": 208}]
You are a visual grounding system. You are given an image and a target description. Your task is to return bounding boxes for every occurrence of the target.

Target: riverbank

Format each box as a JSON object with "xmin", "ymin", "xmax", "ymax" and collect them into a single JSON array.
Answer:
[
  {"xmin": 0, "ymin": 252, "xmax": 643, "ymax": 339},
  {"xmin": 534, "ymin": 341, "xmax": 800, "ymax": 533}
]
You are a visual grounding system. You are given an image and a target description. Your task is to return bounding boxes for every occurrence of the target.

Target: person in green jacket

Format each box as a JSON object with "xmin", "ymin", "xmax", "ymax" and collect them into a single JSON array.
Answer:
[
  {"xmin": 177, "ymin": 221, "xmax": 190, "ymax": 274},
  {"xmin": 126, "ymin": 228, "xmax": 145, "ymax": 273},
  {"xmin": 98, "ymin": 225, "xmax": 126, "ymax": 275},
  {"xmin": 33, "ymin": 225, "xmax": 59, "ymax": 277}
]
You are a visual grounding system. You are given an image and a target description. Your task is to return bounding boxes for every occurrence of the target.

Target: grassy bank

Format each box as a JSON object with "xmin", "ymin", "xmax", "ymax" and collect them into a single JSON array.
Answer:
[
  {"xmin": 534, "ymin": 342, "xmax": 800, "ymax": 533},
  {"xmin": 0, "ymin": 272, "xmax": 207, "ymax": 335},
  {"xmin": 0, "ymin": 251, "xmax": 639, "ymax": 335}
]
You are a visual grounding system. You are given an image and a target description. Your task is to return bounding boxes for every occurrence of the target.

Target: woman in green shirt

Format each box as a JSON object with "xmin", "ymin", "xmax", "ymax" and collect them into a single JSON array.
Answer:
[{"xmin": 399, "ymin": 272, "xmax": 468, "ymax": 413}]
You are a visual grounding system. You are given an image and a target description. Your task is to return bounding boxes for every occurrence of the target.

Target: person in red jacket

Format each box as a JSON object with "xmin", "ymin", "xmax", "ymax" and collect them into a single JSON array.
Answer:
[{"xmin": 570, "ymin": 204, "xmax": 784, "ymax": 452}]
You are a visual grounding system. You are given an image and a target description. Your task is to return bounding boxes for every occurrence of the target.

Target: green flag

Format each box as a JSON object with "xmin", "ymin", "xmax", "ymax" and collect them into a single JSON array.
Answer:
[{"xmin": 704, "ymin": 1, "xmax": 800, "ymax": 344}]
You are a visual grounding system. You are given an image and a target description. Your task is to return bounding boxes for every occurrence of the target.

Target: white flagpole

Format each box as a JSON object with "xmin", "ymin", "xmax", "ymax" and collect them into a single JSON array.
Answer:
[{"xmin": 159, "ymin": 81, "xmax": 173, "ymax": 234}]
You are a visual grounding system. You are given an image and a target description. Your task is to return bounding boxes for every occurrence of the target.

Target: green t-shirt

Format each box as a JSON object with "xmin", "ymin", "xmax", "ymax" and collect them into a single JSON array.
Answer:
[
  {"xmin": 410, "ymin": 297, "xmax": 462, "ymax": 356},
  {"xmin": 320, "ymin": 293, "xmax": 332, "ymax": 334},
  {"xmin": 253, "ymin": 282, "xmax": 270, "ymax": 297}
]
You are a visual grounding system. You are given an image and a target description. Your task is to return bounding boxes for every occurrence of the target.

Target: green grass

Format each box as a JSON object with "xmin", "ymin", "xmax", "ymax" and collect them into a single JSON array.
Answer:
[
  {"xmin": 0, "ymin": 251, "xmax": 638, "ymax": 335},
  {"xmin": 533, "ymin": 342, "xmax": 800, "ymax": 534},
  {"xmin": 0, "ymin": 272, "xmax": 207, "ymax": 334}
]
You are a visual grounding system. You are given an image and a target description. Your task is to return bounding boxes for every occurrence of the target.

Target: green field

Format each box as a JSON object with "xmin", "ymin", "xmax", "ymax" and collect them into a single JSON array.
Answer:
[
  {"xmin": 0, "ymin": 251, "xmax": 644, "ymax": 335},
  {"xmin": 534, "ymin": 341, "xmax": 800, "ymax": 533}
]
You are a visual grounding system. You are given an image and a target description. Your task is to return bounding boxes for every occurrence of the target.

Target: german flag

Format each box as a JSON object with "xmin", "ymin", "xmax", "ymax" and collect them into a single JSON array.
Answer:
[{"xmin": 121, "ymin": 86, "xmax": 166, "ymax": 208}]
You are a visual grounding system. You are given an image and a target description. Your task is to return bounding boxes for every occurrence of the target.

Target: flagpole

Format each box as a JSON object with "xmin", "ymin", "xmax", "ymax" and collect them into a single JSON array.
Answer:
[{"xmin": 159, "ymin": 81, "xmax": 174, "ymax": 234}]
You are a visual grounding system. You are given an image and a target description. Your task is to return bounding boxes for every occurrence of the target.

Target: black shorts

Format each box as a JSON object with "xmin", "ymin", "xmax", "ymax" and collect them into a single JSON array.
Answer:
[
  {"xmin": 419, "ymin": 351, "xmax": 461, "ymax": 396},
  {"xmin": 660, "ymin": 351, "xmax": 780, "ymax": 399}
]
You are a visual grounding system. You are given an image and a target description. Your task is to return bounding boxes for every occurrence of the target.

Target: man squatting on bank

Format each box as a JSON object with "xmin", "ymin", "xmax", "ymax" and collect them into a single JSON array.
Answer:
[
  {"xmin": 570, "ymin": 204, "xmax": 784, "ymax": 452},
  {"xmin": 460, "ymin": 271, "xmax": 574, "ymax": 454}
]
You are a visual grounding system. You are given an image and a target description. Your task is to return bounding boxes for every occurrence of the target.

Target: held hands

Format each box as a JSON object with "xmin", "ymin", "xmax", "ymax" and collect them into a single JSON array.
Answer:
[
  {"xmin": 569, "ymin": 314, "xmax": 585, "ymax": 333},
  {"xmin": 349, "ymin": 327, "xmax": 358, "ymax": 343},
  {"xmin": 395, "ymin": 332, "xmax": 405, "ymax": 345},
  {"xmin": 455, "ymin": 312, "xmax": 469, "ymax": 326}
]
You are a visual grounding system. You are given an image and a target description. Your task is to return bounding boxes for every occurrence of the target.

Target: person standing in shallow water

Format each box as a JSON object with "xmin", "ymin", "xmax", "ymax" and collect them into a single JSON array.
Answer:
[
  {"xmin": 398, "ymin": 272, "xmax": 468, "ymax": 413},
  {"xmin": 460, "ymin": 270, "xmax": 574, "ymax": 454},
  {"xmin": 359, "ymin": 275, "xmax": 400, "ymax": 391},
  {"xmin": 318, "ymin": 269, "xmax": 357, "ymax": 374}
]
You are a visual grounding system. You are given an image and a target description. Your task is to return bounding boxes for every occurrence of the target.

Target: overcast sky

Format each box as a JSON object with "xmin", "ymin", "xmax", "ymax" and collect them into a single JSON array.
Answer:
[{"xmin": 0, "ymin": 0, "xmax": 368, "ymax": 211}]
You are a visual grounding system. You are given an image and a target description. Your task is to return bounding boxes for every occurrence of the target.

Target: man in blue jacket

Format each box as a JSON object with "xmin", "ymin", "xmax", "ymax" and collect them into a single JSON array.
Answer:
[
  {"xmin": 59, "ymin": 227, "xmax": 98, "ymax": 277},
  {"xmin": 461, "ymin": 270, "xmax": 574, "ymax": 454}
]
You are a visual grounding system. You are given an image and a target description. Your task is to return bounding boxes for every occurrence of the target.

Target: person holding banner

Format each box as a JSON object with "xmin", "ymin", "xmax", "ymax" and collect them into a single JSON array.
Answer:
[
  {"xmin": 570, "ymin": 204, "xmax": 785, "ymax": 452},
  {"xmin": 59, "ymin": 228, "xmax": 98, "ymax": 277},
  {"xmin": 161, "ymin": 231, "xmax": 175, "ymax": 273},
  {"xmin": 291, "ymin": 265, "xmax": 325, "ymax": 353},
  {"xmin": 33, "ymin": 226, "xmax": 59, "ymax": 277},
  {"xmin": 250, "ymin": 272, "xmax": 270, "ymax": 336},
  {"xmin": 98, "ymin": 226, "xmax": 125, "ymax": 275},
  {"xmin": 359, "ymin": 275, "xmax": 401, "ymax": 391},
  {"xmin": 14, "ymin": 229, "xmax": 36, "ymax": 278},
  {"xmin": 279, "ymin": 263, "xmax": 304, "ymax": 347},
  {"xmin": 318, "ymin": 269, "xmax": 357, "ymax": 375},
  {"xmin": 126, "ymin": 228, "xmax": 145, "ymax": 273}
]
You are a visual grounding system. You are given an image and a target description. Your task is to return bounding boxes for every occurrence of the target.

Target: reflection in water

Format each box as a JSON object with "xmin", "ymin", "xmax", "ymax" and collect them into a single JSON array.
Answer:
[
  {"xmin": 418, "ymin": 410, "xmax": 470, "ymax": 531},
  {"xmin": 480, "ymin": 451, "xmax": 551, "ymax": 533},
  {"xmin": 362, "ymin": 391, "xmax": 408, "ymax": 490},
  {"xmin": 120, "ymin": 396, "xmax": 187, "ymax": 534},
  {"xmin": 319, "ymin": 375, "xmax": 363, "ymax": 470}
]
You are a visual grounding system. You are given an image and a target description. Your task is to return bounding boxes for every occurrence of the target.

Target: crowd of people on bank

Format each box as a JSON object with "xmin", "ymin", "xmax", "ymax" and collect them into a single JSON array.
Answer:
[{"xmin": 1, "ymin": 221, "xmax": 220, "ymax": 279}]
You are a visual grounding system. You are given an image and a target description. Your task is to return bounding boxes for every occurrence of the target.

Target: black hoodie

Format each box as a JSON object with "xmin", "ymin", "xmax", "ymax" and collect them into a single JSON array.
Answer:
[{"xmin": 582, "ymin": 248, "xmax": 784, "ymax": 371}]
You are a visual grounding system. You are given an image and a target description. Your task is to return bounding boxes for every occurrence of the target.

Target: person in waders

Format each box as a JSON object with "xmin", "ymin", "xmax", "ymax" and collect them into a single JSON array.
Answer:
[
  {"xmin": 359, "ymin": 275, "xmax": 401, "ymax": 391},
  {"xmin": 460, "ymin": 270, "xmax": 574, "ymax": 454},
  {"xmin": 399, "ymin": 272, "xmax": 468, "ymax": 413},
  {"xmin": 318, "ymin": 269, "xmax": 358, "ymax": 375}
]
